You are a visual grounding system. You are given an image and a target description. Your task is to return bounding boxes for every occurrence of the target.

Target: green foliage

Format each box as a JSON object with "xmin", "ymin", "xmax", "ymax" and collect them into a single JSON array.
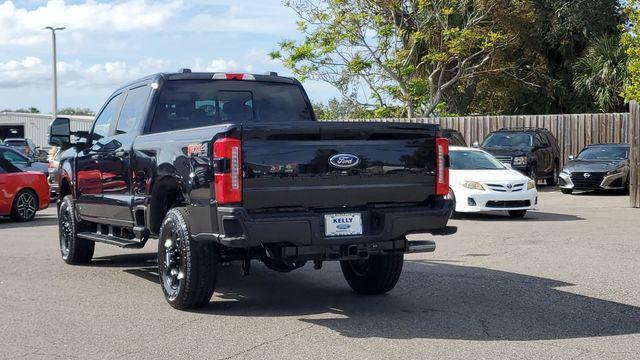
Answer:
[
  {"xmin": 573, "ymin": 36, "xmax": 627, "ymax": 112},
  {"xmin": 623, "ymin": 0, "xmax": 640, "ymax": 102},
  {"xmin": 13, "ymin": 107, "xmax": 40, "ymax": 113},
  {"xmin": 275, "ymin": 0, "xmax": 521, "ymax": 118},
  {"xmin": 58, "ymin": 107, "xmax": 95, "ymax": 116}
]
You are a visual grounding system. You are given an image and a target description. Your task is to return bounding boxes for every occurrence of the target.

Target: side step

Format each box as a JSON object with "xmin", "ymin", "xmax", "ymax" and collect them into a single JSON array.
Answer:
[
  {"xmin": 77, "ymin": 232, "xmax": 145, "ymax": 248},
  {"xmin": 407, "ymin": 240, "xmax": 436, "ymax": 253}
]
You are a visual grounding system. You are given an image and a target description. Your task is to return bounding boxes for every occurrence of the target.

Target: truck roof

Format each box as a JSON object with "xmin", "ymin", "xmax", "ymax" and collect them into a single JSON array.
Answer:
[{"xmin": 119, "ymin": 70, "xmax": 299, "ymax": 92}]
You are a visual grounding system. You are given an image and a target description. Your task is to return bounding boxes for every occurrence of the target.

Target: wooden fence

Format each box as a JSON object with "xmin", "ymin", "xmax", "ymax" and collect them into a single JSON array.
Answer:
[
  {"xmin": 325, "ymin": 111, "xmax": 640, "ymax": 207},
  {"xmin": 629, "ymin": 102, "xmax": 640, "ymax": 208},
  {"xmin": 327, "ymin": 113, "xmax": 629, "ymax": 168}
]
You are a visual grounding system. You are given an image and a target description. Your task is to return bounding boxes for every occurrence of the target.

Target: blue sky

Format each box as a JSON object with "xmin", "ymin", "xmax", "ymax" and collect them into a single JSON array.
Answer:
[{"xmin": 0, "ymin": 0, "xmax": 339, "ymax": 113}]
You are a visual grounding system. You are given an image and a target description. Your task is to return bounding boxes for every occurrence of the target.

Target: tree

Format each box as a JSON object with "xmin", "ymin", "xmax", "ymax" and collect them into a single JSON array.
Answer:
[
  {"xmin": 58, "ymin": 107, "xmax": 95, "ymax": 116},
  {"xmin": 14, "ymin": 107, "xmax": 40, "ymax": 114},
  {"xmin": 573, "ymin": 36, "xmax": 627, "ymax": 113},
  {"xmin": 313, "ymin": 97, "xmax": 373, "ymax": 120},
  {"xmin": 623, "ymin": 0, "xmax": 640, "ymax": 102},
  {"xmin": 469, "ymin": 0, "xmax": 623, "ymax": 115},
  {"xmin": 272, "ymin": 0, "xmax": 522, "ymax": 118}
]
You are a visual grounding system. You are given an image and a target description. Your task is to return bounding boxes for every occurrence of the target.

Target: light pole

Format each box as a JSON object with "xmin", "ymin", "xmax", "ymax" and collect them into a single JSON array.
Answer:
[{"xmin": 44, "ymin": 26, "xmax": 65, "ymax": 119}]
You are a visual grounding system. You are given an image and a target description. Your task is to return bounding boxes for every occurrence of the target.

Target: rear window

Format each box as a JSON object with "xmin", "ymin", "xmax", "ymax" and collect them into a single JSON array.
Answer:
[{"xmin": 150, "ymin": 80, "xmax": 313, "ymax": 133}]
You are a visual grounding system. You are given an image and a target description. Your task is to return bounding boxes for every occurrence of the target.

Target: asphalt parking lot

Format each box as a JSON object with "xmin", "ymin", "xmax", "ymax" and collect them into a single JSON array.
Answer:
[{"xmin": 1, "ymin": 189, "xmax": 639, "ymax": 359}]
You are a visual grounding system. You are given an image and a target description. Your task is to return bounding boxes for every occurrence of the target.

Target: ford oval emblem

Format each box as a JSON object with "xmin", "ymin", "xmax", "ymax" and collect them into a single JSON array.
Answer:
[
  {"xmin": 329, "ymin": 153, "xmax": 360, "ymax": 169},
  {"xmin": 336, "ymin": 224, "xmax": 351, "ymax": 230}
]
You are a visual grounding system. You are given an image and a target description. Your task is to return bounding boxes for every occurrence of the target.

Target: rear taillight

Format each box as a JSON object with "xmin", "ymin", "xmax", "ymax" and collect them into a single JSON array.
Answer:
[
  {"xmin": 435, "ymin": 137, "xmax": 449, "ymax": 196},
  {"xmin": 213, "ymin": 137, "xmax": 242, "ymax": 204}
]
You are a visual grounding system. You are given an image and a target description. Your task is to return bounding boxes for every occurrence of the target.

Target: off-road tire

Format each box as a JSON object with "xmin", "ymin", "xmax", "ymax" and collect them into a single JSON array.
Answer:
[
  {"xmin": 528, "ymin": 166, "xmax": 538, "ymax": 185},
  {"xmin": 59, "ymin": 195, "xmax": 95, "ymax": 264},
  {"xmin": 508, "ymin": 210, "xmax": 527, "ymax": 218},
  {"xmin": 158, "ymin": 207, "xmax": 218, "ymax": 310},
  {"xmin": 340, "ymin": 253, "xmax": 404, "ymax": 294},
  {"xmin": 10, "ymin": 189, "xmax": 38, "ymax": 222}
]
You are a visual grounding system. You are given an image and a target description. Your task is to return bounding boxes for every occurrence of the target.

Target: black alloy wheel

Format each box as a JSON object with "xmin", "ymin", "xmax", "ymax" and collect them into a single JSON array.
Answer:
[{"xmin": 11, "ymin": 190, "xmax": 37, "ymax": 222}]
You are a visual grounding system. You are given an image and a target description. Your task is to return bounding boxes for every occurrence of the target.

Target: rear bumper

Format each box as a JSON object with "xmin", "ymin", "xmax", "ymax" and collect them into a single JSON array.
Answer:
[{"xmin": 192, "ymin": 201, "xmax": 455, "ymax": 252}]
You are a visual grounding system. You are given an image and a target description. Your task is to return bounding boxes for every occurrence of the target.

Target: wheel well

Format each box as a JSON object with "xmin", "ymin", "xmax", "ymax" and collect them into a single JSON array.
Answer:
[{"xmin": 149, "ymin": 177, "xmax": 186, "ymax": 235}]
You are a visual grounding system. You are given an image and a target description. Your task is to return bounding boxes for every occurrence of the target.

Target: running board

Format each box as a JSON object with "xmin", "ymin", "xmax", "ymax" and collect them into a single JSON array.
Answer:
[
  {"xmin": 407, "ymin": 240, "xmax": 436, "ymax": 253},
  {"xmin": 77, "ymin": 232, "xmax": 145, "ymax": 248}
]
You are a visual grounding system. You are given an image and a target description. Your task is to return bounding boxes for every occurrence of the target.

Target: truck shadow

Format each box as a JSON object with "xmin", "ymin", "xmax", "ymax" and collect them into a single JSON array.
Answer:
[
  {"xmin": 452, "ymin": 211, "xmax": 584, "ymax": 222},
  {"xmin": 96, "ymin": 253, "xmax": 640, "ymax": 341}
]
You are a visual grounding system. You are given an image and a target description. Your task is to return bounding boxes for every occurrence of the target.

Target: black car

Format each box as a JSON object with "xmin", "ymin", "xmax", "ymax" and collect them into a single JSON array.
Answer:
[
  {"xmin": 558, "ymin": 143, "xmax": 630, "ymax": 194},
  {"xmin": 440, "ymin": 129, "xmax": 467, "ymax": 147},
  {"xmin": 3, "ymin": 138, "xmax": 41, "ymax": 161},
  {"xmin": 481, "ymin": 128, "xmax": 561, "ymax": 185}
]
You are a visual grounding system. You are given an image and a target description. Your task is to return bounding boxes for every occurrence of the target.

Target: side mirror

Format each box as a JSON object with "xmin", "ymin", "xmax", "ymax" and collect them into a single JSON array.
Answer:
[
  {"xmin": 49, "ymin": 117, "xmax": 71, "ymax": 147},
  {"xmin": 568, "ymin": 155, "xmax": 575, "ymax": 161},
  {"xmin": 472, "ymin": 141, "xmax": 480, "ymax": 148}
]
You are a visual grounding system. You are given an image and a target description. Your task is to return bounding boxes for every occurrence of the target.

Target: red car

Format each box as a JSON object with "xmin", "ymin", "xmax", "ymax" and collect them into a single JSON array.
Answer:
[{"xmin": 0, "ymin": 158, "xmax": 50, "ymax": 222}]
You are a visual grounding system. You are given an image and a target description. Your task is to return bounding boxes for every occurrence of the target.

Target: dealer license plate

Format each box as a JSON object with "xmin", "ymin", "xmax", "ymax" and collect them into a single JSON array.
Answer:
[{"xmin": 324, "ymin": 213, "xmax": 363, "ymax": 237}]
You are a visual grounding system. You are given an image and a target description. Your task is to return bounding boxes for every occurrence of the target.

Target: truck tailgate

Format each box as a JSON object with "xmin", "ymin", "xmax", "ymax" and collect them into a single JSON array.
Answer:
[{"xmin": 241, "ymin": 122, "xmax": 439, "ymax": 210}]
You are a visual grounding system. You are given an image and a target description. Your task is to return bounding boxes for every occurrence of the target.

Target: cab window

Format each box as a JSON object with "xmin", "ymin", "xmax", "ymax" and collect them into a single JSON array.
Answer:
[
  {"xmin": 92, "ymin": 94, "xmax": 122, "ymax": 141},
  {"xmin": 117, "ymin": 85, "xmax": 152, "ymax": 135}
]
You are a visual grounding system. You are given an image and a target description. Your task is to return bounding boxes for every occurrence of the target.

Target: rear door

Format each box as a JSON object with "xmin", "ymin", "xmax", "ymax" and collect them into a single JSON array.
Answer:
[{"xmin": 95, "ymin": 84, "xmax": 152, "ymax": 225}]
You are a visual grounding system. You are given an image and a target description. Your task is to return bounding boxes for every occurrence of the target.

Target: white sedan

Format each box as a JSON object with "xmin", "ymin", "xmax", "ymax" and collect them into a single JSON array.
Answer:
[{"xmin": 447, "ymin": 147, "xmax": 538, "ymax": 218}]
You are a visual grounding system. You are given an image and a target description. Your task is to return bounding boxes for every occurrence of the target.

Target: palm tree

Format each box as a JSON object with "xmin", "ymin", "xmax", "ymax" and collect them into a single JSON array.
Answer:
[{"xmin": 573, "ymin": 36, "xmax": 628, "ymax": 112}]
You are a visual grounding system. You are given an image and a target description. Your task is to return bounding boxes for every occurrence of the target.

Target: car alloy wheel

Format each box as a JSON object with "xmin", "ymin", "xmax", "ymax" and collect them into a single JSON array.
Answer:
[{"xmin": 14, "ymin": 191, "xmax": 36, "ymax": 221}]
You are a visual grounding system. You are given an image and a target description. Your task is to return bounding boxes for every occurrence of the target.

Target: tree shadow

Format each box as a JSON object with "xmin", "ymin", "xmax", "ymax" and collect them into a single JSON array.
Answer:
[
  {"xmin": 453, "ymin": 211, "xmax": 584, "ymax": 222},
  {"xmin": 96, "ymin": 253, "xmax": 640, "ymax": 341}
]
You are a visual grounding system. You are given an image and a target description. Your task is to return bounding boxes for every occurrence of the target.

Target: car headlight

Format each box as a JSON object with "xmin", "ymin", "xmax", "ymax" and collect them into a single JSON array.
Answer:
[
  {"xmin": 606, "ymin": 167, "xmax": 625, "ymax": 175},
  {"xmin": 560, "ymin": 169, "xmax": 570, "ymax": 176},
  {"xmin": 462, "ymin": 181, "xmax": 485, "ymax": 191},
  {"xmin": 513, "ymin": 156, "xmax": 528, "ymax": 166},
  {"xmin": 527, "ymin": 179, "xmax": 536, "ymax": 190}
]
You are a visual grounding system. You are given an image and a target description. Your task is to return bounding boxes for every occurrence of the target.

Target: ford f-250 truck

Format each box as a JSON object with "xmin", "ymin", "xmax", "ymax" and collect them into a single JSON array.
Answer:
[{"xmin": 49, "ymin": 70, "xmax": 455, "ymax": 310}]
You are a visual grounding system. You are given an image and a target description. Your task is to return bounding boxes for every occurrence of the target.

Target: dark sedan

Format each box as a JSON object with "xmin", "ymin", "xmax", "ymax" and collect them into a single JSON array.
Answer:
[{"xmin": 559, "ymin": 143, "xmax": 630, "ymax": 194}]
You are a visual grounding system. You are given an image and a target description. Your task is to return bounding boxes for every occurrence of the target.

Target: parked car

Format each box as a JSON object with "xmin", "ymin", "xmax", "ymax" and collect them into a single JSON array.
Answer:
[
  {"xmin": 0, "ymin": 145, "xmax": 49, "ymax": 174},
  {"xmin": 446, "ymin": 146, "xmax": 538, "ymax": 218},
  {"xmin": 3, "ymin": 138, "xmax": 41, "ymax": 161},
  {"xmin": 48, "ymin": 70, "xmax": 455, "ymax": 310},
  {"xmin": 47, "ymin": 147, "xmax": 62, "ymax": 200},
  {"xmin": 440, "ymin": 129, "xmax": 467, "ymax": 147},
  {"xmin": 481, "ymin": 127, "xmax": 561, "ymax": 185},
  {"xmin": 559, "ymin": 143, "xmax": 630, "ymax": 194},
  {"xmin": 0, "ymin": 158, "xmax": 50, "ymax": 222}
]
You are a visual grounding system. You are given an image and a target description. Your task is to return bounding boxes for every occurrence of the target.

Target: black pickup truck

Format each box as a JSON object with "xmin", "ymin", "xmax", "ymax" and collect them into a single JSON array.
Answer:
[{"xmin": 49, "ymin": 70, "xmax": 454, "ymax": 309}]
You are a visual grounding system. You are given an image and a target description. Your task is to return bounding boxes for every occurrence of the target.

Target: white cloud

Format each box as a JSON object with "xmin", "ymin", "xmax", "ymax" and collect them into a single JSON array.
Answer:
[
  {"xmin": 193, "ymin": 58, "xmax": 253, "ymax": 73},
  {"xmin": 0, "ymin": 56, "xmax": 172, "ymax": 88},
  {"xmin": 0, "ymin": 0, "xmax": 183, "ymax": 46}
]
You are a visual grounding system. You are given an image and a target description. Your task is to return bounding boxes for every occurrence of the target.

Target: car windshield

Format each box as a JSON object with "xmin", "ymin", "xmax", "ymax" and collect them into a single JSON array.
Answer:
[
  {"xmin": 482, "ymin": 132, "xmax": 533, "ymax": 147},
  {"xmin": 450, "ymin": 150, "xmax": 506, "ymax": 170},
  {"xmin": 4, "ymin": 140, "xmax": 28, "ymax": 147},
  {"xmin": 577, "ymin": 146, "xmax": 628, "ymax": 160}
]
